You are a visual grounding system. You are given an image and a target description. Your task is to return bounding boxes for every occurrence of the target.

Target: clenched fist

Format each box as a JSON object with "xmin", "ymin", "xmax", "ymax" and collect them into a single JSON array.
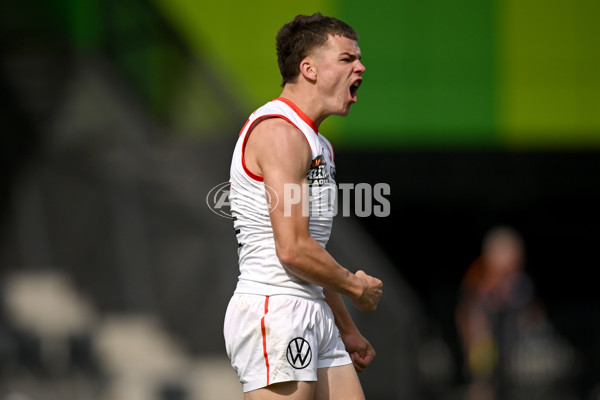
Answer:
[{"xmin": 351, "ymin": 270, "xmax": 383, "ymax": 312}]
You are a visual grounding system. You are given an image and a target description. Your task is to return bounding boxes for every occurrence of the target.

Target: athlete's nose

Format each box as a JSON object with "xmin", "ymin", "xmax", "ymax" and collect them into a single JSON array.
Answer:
[{"xmin": 355, "ymin": 60, "xmax": 366, "ymax": 74}]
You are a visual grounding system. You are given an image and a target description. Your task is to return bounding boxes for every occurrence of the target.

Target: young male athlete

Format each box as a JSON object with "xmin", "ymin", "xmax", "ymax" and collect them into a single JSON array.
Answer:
[{"xmin": 224, "ymin": 13, "xmax": 383, "ymax": 399}]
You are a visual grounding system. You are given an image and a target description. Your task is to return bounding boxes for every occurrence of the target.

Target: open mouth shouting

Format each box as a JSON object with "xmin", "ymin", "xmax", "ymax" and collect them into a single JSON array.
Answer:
[{"xmin": 350, "ymin": 78, "xmax": 362, "ymax": 102}]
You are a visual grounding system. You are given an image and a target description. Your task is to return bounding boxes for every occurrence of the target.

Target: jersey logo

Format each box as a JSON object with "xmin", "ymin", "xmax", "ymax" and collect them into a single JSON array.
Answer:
[
  {"xmin": 307, "ymin": 155, "xmax": 331, "ymax": 186},
  {"xmin": 286, "ymin": 337, "xmax": 312, "ymax": 369},
  {"xmin": 311, "ymin": 156, "xmax": 323, "ymax": 168}
]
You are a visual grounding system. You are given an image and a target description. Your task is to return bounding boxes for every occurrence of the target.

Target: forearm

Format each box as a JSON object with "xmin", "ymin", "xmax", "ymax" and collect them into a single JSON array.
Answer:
[
  {"xmin": 278, "ymin": 236, "xmax": 362, "ymax": 299},
  {"xmin": 323, "ymin": 287, "xmax": 359, "ymax": 335},
  {"xmin": 324, "ymin": 287, "xmax": 376, "ymax": 373}
]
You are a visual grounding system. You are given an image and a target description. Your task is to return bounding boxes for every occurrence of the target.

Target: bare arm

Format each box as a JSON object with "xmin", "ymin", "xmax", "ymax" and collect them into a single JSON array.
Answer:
[
  {"xmin": 244, "ymin": 118, "xmax": 382, "ymax": 311},
  {"xmin": 323, "ymin": 287, "xmax": 376, "ymax": 371}
]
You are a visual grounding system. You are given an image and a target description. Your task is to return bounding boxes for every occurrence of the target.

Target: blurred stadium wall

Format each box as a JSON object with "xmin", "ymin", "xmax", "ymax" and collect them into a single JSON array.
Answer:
[
  {"xmin": 24, "ymin": 0, "xmax": 598, "ymax": 148},
  {"xmin": 150, "ymin": 0, "xmax": 600, "ymax": 148}
]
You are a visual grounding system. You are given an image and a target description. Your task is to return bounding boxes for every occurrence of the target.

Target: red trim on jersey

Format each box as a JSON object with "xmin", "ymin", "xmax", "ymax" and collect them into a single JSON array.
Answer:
[
  {"xmin": 324, "ymin": 138, "xmax": 335, "ymax": 162},
  {"xmin": 241, "ymin": 124, "xmax": 264, "ymax": 182},
  {"xmin": 261, "ymin": 296, "xmax": 270, "ymax": 386},
  {"xmin": 273, "ymin": 97, "xmax": 319, "ymax": 136},
  {"xmin": 238, "ymin": 118, "xmax": 251, "ymax": 138},
  {"xmin": 240, "ymin": 115, "xmax": 312, "ymax": 182}
]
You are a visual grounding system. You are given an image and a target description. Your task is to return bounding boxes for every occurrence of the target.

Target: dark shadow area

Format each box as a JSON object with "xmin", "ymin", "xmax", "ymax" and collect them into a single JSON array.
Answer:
[{"xmin": 336, "ymin": 148, "xmax": 600, "ymax": 399}]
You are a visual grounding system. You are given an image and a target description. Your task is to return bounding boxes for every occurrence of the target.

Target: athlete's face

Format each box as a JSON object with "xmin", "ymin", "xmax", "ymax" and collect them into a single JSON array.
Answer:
[{"xmin": 311, "ymin": 35, "xmax": 365, "ymax": 117}]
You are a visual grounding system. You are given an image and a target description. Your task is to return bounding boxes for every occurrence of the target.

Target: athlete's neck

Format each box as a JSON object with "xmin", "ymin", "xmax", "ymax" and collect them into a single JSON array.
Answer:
[{"xmin": 279, "ymin": 85, "xmax": 327, "ymax": 129}]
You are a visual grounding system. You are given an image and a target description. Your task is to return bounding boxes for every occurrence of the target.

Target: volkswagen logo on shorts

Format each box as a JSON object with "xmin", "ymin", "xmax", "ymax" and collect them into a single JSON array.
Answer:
[
  {"xmin": 286, "ymin": 337, "xmax": 312, "ymax": 369},
  {"xmin": 206, "ymin": 181, "xmax": 279, "ymax": 219}
]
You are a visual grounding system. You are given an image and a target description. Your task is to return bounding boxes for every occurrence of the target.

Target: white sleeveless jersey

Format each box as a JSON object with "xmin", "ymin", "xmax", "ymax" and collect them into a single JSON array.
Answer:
[{"xmin": 229, "ymin": 97, "xmax": 336, "ymax": 299}]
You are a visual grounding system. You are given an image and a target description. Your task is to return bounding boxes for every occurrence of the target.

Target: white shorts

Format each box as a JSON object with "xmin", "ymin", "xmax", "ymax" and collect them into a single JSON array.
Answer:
[{"xmin": 223, "ymin": 293, "xmax": 352, "ymax": 392}]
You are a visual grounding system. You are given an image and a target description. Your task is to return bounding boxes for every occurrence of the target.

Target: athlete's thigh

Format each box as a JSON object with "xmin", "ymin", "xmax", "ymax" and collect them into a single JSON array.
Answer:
[
  {"xmin": 244, "ymin": 381, "xmax": 315, "ymax": 400},
  {"xmin": 314, "ymin": 364, "xmax": 365, "ymax": 400}
]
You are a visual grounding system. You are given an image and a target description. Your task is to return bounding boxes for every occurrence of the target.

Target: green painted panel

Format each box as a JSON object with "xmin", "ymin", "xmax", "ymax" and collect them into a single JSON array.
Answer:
[
  {"xmin": 337, "ymin": 0, "xmax": 497, "ymax": 148},
  {"xmin": 152, "ymin": 0, "xmax": 338, "ymax": 113}
]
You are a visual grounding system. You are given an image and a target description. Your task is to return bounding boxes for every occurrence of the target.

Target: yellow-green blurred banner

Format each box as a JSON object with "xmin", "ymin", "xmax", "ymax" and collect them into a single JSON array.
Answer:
[{"xmin": 67, "ymin": 0, "xmax": 600, "ymax": 149}]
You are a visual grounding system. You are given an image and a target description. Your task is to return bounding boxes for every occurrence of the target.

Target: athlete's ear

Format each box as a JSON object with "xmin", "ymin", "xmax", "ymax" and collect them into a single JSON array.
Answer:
[{"xmin": 300, "ymin": 58, "xmax": 317, "ymax": 82}]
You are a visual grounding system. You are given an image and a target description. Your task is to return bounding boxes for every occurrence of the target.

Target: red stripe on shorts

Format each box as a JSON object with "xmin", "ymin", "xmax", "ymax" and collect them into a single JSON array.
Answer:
[{"xmin": 261, "ymin": 296, "xmax": 270, "ymax": 386}]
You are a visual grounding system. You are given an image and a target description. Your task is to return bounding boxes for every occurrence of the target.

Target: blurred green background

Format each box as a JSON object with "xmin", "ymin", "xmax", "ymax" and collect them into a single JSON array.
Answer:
[{"xmin": 48, "ymin": 0, "xmax": 600, "ymax": 148}]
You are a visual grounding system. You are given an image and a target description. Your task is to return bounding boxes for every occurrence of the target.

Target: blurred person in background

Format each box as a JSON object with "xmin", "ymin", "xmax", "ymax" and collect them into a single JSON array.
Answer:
[
  {"xmin": 223, "ymin": 13, "xmax": 383, "ymax": 400},
  {"xmin": 455, "ymin": 226, "xmax": 547, "ymax": 400}
]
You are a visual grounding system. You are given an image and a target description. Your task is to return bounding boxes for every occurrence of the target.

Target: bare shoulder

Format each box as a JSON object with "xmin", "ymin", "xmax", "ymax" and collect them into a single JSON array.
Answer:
[
  {"xmin": 248, "ymin": 117, "xmax": 311, "ymax": 167},
  {"xmin": 251, "ymin": 118, "xmax": 307, "ymax": 146}
]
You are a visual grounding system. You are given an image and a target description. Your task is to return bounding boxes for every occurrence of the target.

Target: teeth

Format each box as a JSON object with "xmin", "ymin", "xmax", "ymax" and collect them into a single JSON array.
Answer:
[{"xmin": 350, "ymin": 80, "xmax": 360, "ymax": 97}]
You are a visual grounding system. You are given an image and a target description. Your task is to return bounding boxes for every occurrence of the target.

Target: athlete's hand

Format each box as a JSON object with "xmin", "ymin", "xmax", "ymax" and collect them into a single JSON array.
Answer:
[
  {"xmin": 352, "ymin": 270, "xmax": 383, "ymax": 312},
  {"xmin": 342, "ymin": 331, "xmax": 376, "ymax": 372}
]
